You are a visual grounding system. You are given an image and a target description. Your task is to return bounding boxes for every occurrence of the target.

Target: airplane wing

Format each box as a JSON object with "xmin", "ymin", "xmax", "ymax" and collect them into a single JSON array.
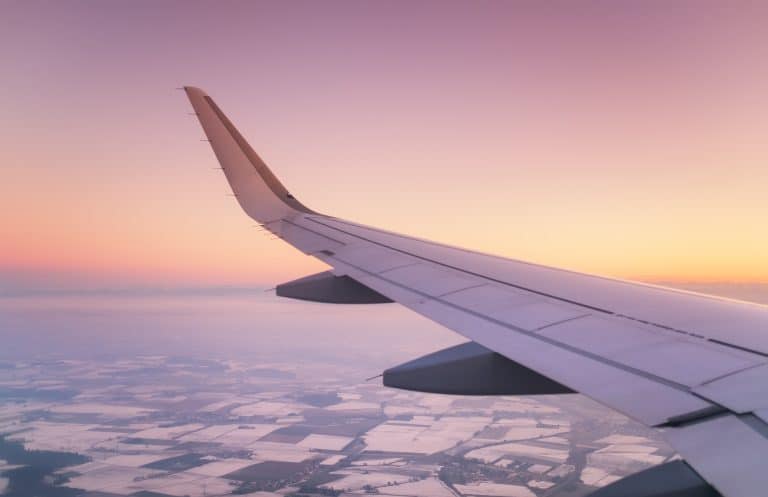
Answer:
[{"xmin": 184, "ymin": 86, "xmax": 768, "ymax": 497}]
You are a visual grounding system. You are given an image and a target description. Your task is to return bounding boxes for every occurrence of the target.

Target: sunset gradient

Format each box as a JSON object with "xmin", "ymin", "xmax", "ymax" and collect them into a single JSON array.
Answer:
[{"xmin": 2, "ymin": 1, "xmax": 767, "ymax": 293}]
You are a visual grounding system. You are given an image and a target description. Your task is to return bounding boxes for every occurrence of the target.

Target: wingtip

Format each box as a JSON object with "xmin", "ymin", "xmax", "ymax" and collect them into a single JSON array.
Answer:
[
  {"xmin": 183, "ymin": 86, "xmax": 319, "ymax": 220},
  {"xmin": 182, "ymin": 86, "xmax": 207, "ymax": 98}
]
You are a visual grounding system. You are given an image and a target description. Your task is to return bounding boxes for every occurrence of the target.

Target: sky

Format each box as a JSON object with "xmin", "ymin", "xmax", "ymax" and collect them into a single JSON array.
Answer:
[{"xmin": 2, "ymin": 0, "xmax": 767, "ymax": 293}]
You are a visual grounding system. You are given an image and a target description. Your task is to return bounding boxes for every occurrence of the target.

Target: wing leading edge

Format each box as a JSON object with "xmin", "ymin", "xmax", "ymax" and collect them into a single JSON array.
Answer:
[{"xmin": 184, "ymin": 87, "xmax": 768, "ymax": 497}]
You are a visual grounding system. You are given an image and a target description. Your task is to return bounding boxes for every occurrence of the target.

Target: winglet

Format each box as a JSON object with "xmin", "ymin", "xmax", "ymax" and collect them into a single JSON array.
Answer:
[{"xmin": 184, "ymin": 86, "xmax": 316, "ymax": 222}]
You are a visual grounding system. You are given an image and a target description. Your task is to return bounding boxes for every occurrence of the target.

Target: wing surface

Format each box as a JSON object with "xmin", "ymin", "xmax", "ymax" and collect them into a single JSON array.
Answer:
[{"xmin": 184, "ymin": 87, "xmax": 768, "ymax": 497}]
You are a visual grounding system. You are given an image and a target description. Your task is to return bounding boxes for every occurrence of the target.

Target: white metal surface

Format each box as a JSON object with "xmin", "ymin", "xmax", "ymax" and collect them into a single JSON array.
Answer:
[
  {"xmin": 440, "ymin": 284, "xmax": 539, "ymax": 312},
  {"xmin": 334, "ymin": 244, "xmax": 417, "ymax": 273},
  {"xmin": 694, "ymin": 364, "xmax": 768, "ymax": 413},
  {"xmin": 538, "ymin": 316, "xmax": 673, "ymax": 355},
  {"xmin": 614, "ymin": 340, "xmax": 759, "ymax": 388},
  {"xmin": 489, "ymin": 301, "xmax": 588, "ymax": 331},
  {"xmin": 379, "ymin": 264, "xmax": 479, "ymax": 296}
]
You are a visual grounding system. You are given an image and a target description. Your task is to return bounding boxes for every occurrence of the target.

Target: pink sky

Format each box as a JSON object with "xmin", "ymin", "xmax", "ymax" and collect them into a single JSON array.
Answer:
[{"xmin": 2, "ymin": 1, "xmax": 767, "ymax": 292}]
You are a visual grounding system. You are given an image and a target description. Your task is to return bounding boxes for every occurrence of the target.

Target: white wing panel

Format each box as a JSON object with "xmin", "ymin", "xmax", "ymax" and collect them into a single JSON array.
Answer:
[
  {"xmin": 538, "ymin": 316, "xmax": 673, "ymax": 356},
  {"xmin": 539, "ymin": 317, "xmax": 762, "ymax": 387},
  {"xmin": 380, "ymin": 264, "xmax": 480, "ymax": 296},
  {"xmin": 614, "ymin": 341, "xmax": 761, "ymax": 388},
  {"xmin": 488, "ymin": 302, "xmax": 588, "ymax": 331},
  {"xmin": 334, "ymin": 244, "xmax": 418, "ymax": 273},
  {"xmin": 373, "ymin": 261, "xmax": 591, "ymax": 331},
  {"xmin": 440, "ymin": 284, "xmax": 538, "ymax": 312},
  {"xmin": 693, "ymin": 364, "xmax": 768, "ymax": 413}
]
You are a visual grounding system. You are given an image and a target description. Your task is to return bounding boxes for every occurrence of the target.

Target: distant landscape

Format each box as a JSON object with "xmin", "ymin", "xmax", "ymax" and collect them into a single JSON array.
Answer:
[
  {"xmin": 0, "ymin": 352, "xmax": 672, "ymax": 497},
  {"xmin": 0, "ymin": 284, "xmax": 764, "ymax": 497}
]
